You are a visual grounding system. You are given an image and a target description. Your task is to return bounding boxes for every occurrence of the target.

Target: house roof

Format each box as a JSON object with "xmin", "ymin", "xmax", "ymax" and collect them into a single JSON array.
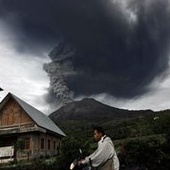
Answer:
[{"xmin": 0, "ymin": 93, "xmax": 66, "ymax": 137}]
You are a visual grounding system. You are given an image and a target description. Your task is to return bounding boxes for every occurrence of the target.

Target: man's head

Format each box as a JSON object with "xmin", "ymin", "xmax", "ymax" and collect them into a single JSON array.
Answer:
[{"xmin": 92, "ymin": 126, "xmax": 105, "ymax": 142}]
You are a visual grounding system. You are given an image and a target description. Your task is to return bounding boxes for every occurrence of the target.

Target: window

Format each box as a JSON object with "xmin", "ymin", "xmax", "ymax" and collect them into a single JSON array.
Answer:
[
  {"xmin": 53, "ymin": 141, "xmax": 56, "ymax": 150},
  {"xmin": 41, "ymin": 138, "xmax": 44, "ymax": 149},
  {"xmin": 48, "ymin": 140, "xmax": 50, "ymax": 150},
  {"xmin": 24, "ymin": 137, "xmax": 30, "ymax": 149}
]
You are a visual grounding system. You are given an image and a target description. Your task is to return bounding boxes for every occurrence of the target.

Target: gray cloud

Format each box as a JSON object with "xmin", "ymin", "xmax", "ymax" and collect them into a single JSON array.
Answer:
[
  {"xmin": 43, "ymin": 43, "xmax": 75, "ymax": 104},
  {"xmin": 0, "ymin": 0, "xmax": 170, "ymax": 105}
]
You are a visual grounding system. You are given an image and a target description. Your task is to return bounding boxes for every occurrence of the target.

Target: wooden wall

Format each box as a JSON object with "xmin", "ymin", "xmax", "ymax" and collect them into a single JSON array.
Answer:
[
  {"xmin": 16, "ymin": 133, "xmax": 61, "ymax": 159},
  {"xmin": 0, "ymin": 98, "xmax": 33, "ymax": 127},
  {"xmin": 0, "ymin": 97, "xmax": 62, "ymax": 160}
]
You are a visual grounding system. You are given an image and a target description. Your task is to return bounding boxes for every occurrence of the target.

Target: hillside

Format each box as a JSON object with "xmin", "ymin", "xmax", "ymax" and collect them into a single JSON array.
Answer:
[
  {"xmin": 49, "ymin": 99, "xmax": 170, "ymax": 170},
  {"xmin": 49, "ymin": 98, "xmax": 154, "ymax": 124},
  {"xmin": 49, "ymin": 98, "xmax": 170, "ymax": 140}
]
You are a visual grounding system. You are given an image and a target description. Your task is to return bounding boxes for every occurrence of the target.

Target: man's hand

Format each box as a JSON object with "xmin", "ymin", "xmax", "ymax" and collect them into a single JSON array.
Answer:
[{"xmin": 78, "ymin": 159, "xmax": 86, "ymax": 166}]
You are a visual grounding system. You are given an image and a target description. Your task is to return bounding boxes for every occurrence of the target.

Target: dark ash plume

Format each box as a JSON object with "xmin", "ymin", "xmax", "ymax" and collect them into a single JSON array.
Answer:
[
  {"xmin": 0, "ymin": 0, "xmax": 170, "ymax": 103},
  {"xmin": 43, "ymin": 42, "xmax": 75, "ymax": 105}
]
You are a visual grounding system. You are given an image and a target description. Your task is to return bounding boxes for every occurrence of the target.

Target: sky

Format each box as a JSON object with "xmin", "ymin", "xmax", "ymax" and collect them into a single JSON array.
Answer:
[{"xmin": 0, "ymin": 0, "xmax": 170, "ymax": 114}]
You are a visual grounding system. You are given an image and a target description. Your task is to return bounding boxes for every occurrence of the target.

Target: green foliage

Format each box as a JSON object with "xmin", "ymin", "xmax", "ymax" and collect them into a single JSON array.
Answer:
[
  {"xmin": 57, "ymin": 112, "xmax": 170, "ymax": 170},
  {"xmin": 118, "ymin": 138, "xmax": 170, "ymax": 170},
  {"xmin": 15, "ymin": 138, "xmax": 25, "ymax": 151},
  {"xmin": 0, "ymin": 158, "xmax": 64, "ymax": 170},
  {"xmin": 55, "ymin": 134, "xmax": 92, "ymax": 169}
]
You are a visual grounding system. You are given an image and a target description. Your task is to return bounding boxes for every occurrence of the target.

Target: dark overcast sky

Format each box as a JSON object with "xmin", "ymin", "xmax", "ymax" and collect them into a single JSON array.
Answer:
[{"xmin": 0, "ymin": 0, "xmax": 170, "ymax": 106}]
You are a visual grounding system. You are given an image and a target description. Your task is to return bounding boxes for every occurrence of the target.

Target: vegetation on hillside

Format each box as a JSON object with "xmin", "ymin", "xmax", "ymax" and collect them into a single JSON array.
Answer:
[
  {"xmin": 0, "ymin": 110, "xmax": 170, "ymax": 170},
  {"xmin": 56, "ymin": 111, "xmax": 170, "ymax": 170}
]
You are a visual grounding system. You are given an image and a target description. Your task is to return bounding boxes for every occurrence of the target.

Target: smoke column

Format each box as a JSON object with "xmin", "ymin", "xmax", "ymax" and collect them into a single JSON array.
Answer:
[{"xmin": 43, "ymin": 42, "xmax": 75, "ymax": 105}]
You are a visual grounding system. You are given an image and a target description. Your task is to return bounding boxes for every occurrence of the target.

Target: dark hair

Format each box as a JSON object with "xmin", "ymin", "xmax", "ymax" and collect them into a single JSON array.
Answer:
[{"xmin": 92, "ymin": 125, "xmax": 105, "ymax": 136}]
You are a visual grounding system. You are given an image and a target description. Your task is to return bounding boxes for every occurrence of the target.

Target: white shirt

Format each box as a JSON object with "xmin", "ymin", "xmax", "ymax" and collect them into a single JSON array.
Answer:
[{"xmin": 84, "ymin": 135, "xmax": 119, "ymax": 170}]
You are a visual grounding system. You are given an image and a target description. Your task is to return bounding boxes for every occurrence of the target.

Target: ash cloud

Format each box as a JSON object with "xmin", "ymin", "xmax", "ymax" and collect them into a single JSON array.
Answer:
[
  {"xmin": 0, "ymin": 0, "xmax": 170, "ymax": 105},
  {"xmin": 43, "ymin": 42, "xmax": 75, "ymax": 104}
]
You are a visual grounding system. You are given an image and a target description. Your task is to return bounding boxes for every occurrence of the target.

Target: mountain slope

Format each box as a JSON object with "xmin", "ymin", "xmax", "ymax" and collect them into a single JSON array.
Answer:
[{"xmin": 49, "ymin": 98, "xmax": 153, "ymax": 124}]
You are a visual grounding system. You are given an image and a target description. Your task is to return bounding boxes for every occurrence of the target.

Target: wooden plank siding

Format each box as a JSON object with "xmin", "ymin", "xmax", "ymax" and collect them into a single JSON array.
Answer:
[
  {"xmin": 0, "ymin": 98, "xmax": 33, "ymax": 127},
  {"xmin": 0, "ymin": 93, "xmax": 64, "ymax": 162}
]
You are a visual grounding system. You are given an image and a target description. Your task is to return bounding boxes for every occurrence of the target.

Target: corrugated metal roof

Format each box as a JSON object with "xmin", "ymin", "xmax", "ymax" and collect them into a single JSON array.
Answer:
[{"xmin": 0, "ymin": 93, "xmax": 66, "ymax": 137}]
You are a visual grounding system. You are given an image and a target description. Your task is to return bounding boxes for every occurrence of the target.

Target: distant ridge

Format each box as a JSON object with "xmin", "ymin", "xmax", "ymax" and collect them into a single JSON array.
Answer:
[{"xmin": 49, "ymin": 98, "xmax": 154, "ymax": 124}]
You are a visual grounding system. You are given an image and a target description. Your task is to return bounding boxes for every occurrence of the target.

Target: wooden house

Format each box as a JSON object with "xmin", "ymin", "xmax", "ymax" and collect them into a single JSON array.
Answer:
[{"xmin": 0, "ymin": 93, "xmax": 66, "ymax": 162}]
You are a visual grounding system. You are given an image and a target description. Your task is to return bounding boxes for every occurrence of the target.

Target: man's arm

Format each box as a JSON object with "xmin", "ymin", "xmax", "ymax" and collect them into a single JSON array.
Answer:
[{"xmin": 84, "ymin": 141, "xmax": 111, "ymax": 167}]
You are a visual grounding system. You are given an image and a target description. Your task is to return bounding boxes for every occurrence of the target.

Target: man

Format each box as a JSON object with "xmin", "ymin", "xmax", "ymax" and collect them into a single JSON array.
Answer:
[{"xmin": 79, "ymin": 126, "xmax": 119, "ymax": 170}]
